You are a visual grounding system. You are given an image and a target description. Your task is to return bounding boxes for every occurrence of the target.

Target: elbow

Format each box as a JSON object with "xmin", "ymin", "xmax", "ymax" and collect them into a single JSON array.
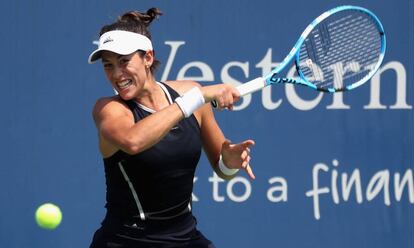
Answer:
[
  {"xmin": 121, "ymin": 137, "xmax": 143, "ymax": 155},
  {"xmin": 123, "ymin": 145, "xmax": 141, "ymax": 155}
]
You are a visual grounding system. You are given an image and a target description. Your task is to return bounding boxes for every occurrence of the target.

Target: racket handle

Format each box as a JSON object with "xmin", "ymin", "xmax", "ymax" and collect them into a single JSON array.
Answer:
[
  {"xmin": 211, "ymin": 77, "xmax": 266, "ymax": 108},
  {"xmin": 236, "ymin": 77, "xmax": 266, "ymax": 96}
]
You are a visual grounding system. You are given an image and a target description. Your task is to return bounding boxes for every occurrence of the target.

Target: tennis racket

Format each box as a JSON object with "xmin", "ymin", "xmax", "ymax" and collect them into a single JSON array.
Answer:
[{"xmin": 212, "ymin": 5, "xmax": 386, "ymax": 108}]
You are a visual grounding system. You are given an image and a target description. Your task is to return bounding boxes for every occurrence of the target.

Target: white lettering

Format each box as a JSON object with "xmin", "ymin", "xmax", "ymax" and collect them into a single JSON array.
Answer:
[
  {"xmin": 267, "ymin": 177, "xmax": 288, "ymax": 202},
  {"xmin": 366, "ymin": 170, "xmax": 391, "ymax": 206},
  {"xmin": 327, "ymin": 92, "xmax": 351, "ymax": 109},
  {"xmin": 162, "ymin": 41, "xmax": 186, "ymax": 82},
  {"xmin": 177, "ymin": 61, "xmax": 214, "ymax": 81},
  {"xmin": 342, "ymin": 169, "xmax": 364, "ymax": 203},
  {"xmin": 305, "ymin": 163, "xmax": 330, "ymax": 220},
  {"xmin": 257, "ymin": 49, "xmax": 283, "ymax": 110},
  {"xmin": 364, "ymin": 61, "xmax": 412, "ymax": 109},
  {"xmin": 208, "ymin": 173, "xmax": 225, "ymax": 202},
  {"xmin": 160, "ymin": 41, "xmax": 410, "ymax": 111},
  {"xmin": 394, "ymin": 169, "xmax": 414, "ymax": 203},
  {"xmin": 226, "ymin": 177, "xmax": 252, "ymax": 202},
  {"xmin": 331, "ymin": 159, "xmax": 340, "ymax": 204},
  {"xmin": 285, "ymin": 64, "xmax": 324, "ymax": 111}
]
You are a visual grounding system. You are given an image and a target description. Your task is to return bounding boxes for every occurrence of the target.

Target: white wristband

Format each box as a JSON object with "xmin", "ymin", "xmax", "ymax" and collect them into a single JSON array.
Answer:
[
  {"xmin": 175, "ymin": 87, "xmax": 205, "ymax": 118},
  {"xmin": 218, "ymin": 155, "xmax": 239, "ymax": 176}
]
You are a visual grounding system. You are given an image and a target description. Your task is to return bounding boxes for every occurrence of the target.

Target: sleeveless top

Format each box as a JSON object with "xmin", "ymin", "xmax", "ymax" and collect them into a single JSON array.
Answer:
[{"xmin": 102, "ymin": 82, "xmax": 202, "ymax": 222}]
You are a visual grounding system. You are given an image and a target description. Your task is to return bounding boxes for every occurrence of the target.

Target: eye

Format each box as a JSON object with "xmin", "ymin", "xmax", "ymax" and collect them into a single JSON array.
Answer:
[
  {"xmin": 119, "ymin": 58, "xmax": 130, "ymax": 65},
  {"xmin": 103, "ymin": 63, "xmax": 113, "ymax": 70}
]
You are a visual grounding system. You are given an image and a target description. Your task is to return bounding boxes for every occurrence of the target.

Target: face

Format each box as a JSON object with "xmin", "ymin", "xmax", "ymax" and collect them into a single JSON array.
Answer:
[{"xmin": 101, "ymin": 51, "xmax": 153, "ymax": 100}]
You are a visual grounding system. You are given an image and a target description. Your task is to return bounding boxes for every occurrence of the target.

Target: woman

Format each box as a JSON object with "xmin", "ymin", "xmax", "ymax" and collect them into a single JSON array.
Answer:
[{"xmin": 88, "ymin": 7, "xmax": 255, "ymax": 248}]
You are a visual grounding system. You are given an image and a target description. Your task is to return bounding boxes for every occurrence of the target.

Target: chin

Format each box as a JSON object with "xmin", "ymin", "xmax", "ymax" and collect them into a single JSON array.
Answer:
[
  {"xmin": 115, "ymin": 87, "xmax": 133, "ymax": 100},
  {"xmin": 119, "ymin": 93, "xmax": 135, "ymax": 101}
]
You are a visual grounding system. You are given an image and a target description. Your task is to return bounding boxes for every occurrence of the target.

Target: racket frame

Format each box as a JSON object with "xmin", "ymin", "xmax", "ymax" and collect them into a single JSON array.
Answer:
[{"xmin": 237, "ymin": 5, "xmax": 386, "ymax": 96}]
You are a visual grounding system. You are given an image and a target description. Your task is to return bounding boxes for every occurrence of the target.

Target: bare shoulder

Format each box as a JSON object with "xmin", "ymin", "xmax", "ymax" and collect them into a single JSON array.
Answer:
[
  {"xmin": 164, "ymin": 80, "xmax": 201, "ymax": 96},
  {"xmin": 92, "ymin": 96, "xmax": 130, "ymax": 124}
]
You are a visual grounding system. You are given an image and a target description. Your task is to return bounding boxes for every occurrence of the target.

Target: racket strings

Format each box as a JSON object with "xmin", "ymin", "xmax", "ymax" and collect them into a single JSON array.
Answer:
[{"xmin": 298, "ymin": 10, "xmax": 382, "ymax": 91}]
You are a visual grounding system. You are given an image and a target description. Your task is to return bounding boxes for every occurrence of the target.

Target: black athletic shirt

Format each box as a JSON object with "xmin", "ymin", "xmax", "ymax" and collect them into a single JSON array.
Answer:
[{"xmin": 103, "ymin": 82, "xmax": 202, "ymax": 221}]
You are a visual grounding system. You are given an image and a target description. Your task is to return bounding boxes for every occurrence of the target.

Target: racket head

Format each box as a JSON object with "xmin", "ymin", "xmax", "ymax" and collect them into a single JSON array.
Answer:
[{"xmin": 294, "ymin": 6, "xmax": 386, "ymax": 93}]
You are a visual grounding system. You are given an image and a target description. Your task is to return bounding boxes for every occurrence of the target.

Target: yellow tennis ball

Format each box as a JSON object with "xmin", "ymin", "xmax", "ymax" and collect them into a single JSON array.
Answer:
[{"xmin": 35, "ymin": 203, "xmax": 62, "ymax": 230}]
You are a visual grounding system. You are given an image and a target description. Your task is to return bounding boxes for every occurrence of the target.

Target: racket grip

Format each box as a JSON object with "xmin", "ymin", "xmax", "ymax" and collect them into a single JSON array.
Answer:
[
  {"xmin": 211, "ymin": 77, "xmax": 265, "ymax": 108},
  {"xmin": 236, "ymin": 77, "xmax": 266, "ymax": 96}
]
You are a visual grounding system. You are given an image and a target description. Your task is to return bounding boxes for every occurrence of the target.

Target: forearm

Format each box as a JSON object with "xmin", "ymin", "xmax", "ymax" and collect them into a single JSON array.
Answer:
[{"xmin": 113, "ymin": 103, "xmax": 184, "ymax": 154}]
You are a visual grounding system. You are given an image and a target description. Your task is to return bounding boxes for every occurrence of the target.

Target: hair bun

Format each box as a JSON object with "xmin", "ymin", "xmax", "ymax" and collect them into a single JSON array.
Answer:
[
  {"xmin": 146, "ymin": 8, "xmax": 162, "ymax": 23},
  {"xmin": 119, "ymin": 8, "xmax": 162, "ymax": 27}
]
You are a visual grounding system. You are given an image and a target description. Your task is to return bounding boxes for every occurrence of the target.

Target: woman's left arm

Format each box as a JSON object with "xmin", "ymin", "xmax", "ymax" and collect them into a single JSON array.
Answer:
[
  {"xmin": 197, "ymin": 101, "xmax": 256, "ymax": 180},
  {"xmin": 167, "ymin": 80, "xmax": 256, "ymax": 180}
]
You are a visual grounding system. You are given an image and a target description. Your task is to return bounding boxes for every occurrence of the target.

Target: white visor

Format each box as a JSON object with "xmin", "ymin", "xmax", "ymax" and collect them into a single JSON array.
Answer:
[{"xmin": 88, "ymin": 30, "xmax": 153, "ymax": 64}]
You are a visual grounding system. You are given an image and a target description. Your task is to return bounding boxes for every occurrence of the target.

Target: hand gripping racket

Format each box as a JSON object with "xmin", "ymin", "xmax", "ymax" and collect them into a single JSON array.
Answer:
[{"xmin": 212, "ymin": 5, "xmax": 386, "ymax": 108}]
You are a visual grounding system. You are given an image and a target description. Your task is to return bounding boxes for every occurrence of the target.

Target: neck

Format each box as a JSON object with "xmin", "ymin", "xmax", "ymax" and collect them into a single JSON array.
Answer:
[{"xmin": 135, "ymin": 80, "xmax": 169, "ymax": 111}]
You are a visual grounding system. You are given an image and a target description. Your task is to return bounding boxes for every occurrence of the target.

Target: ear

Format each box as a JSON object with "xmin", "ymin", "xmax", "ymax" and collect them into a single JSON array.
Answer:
[{"xmin": 144, "ymin": 50, "xmax": 154, "ymax": 67}]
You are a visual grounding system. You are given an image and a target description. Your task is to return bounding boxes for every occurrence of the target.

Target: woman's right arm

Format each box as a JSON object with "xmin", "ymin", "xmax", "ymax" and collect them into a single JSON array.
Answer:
[
  {"xmin": 93, "ymin": 82, "xmax": 245, "ymax": 157},
  {"xmin": 92, "ymin": 97, "xmax": 185, "ymax": 156}
]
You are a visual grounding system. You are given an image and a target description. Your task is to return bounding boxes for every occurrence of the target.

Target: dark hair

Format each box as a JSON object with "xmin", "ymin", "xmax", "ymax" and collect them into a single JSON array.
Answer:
[{"xmin": 99, "ymin": 8, "xmax": 163, "ymax": 73}]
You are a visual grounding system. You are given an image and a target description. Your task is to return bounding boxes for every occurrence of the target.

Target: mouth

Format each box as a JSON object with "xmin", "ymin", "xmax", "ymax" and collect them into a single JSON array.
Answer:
[{"xmin": 116, "ymin": 79, "xmax": 133, "ymax": 90}]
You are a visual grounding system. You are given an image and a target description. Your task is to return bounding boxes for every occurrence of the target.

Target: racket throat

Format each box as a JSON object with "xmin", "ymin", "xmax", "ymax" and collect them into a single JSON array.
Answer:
[
  {"xmin": 269, "ymin": 74, "xmax": 299, "ymax": 84},
  {"xmin": 267, "ymin": 74, "xmax": 316, "ymax": 90}
]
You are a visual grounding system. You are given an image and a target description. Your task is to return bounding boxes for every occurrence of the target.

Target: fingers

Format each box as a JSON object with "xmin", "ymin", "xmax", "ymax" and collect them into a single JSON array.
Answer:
[
  {"xmin": 239, "ymin": 140, "xmax": 255, "ymax": 157},
  {"xmin": 242, "ymin": 160, "xmax": 255, "ymax": 180},
  {"xmin": 241, "ymin": 151, "xmax": 255, "ymax": 180},
  {"xmin": 222, "ymin": 139, "xmax": 256, "ymax": 179},
  {"xmin": 243, "ymin": 139, "xmax": 255, "ymax": 146},
  {"xmin": 228, "ymin": 139, "xmax": 254, "ymax": 161},
  {"xmin": 211, "ymin": 84, "xmax": 240, "ymax": 110},
  {"xmin": 241, "ymin": 153, "xmax": 251, "ymax": 165},
  {"xmin": 241, "ymin": 146, "xmax": 252, "ymax": 160},
  {"xmin": 216, "ymin": 94, "xmax": 234, "ymax": 110}
]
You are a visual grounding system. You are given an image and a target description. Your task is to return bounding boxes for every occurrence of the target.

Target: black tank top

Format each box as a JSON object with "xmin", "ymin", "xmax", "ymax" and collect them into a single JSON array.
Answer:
[{"xmin": 102, "ymin": 82, "xmax": 202, "ymax": 221}]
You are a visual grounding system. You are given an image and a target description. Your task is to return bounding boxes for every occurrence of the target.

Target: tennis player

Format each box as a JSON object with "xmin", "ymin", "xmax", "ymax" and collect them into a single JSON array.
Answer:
[{"xmin": 88, "ymin": 8, "xmax": 255, "ymax": 248}]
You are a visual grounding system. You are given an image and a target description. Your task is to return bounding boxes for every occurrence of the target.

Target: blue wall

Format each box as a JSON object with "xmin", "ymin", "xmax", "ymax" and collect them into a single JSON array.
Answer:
[{"xmin": 1, "ymin": 0, "xmax": 413, "ymax": 247}]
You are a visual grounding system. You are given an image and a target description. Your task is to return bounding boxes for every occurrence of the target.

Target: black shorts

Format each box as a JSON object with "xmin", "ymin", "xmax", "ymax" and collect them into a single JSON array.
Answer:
[{"xmin": 89, "ymin": 213, "xmax": 215, "ymax": 248}]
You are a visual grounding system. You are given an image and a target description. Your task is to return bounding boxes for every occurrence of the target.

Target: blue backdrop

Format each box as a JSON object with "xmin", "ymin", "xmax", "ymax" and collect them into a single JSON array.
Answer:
[{"xmin": 1, "ymin": 0, "xmax": 413, "ymax": 247}]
